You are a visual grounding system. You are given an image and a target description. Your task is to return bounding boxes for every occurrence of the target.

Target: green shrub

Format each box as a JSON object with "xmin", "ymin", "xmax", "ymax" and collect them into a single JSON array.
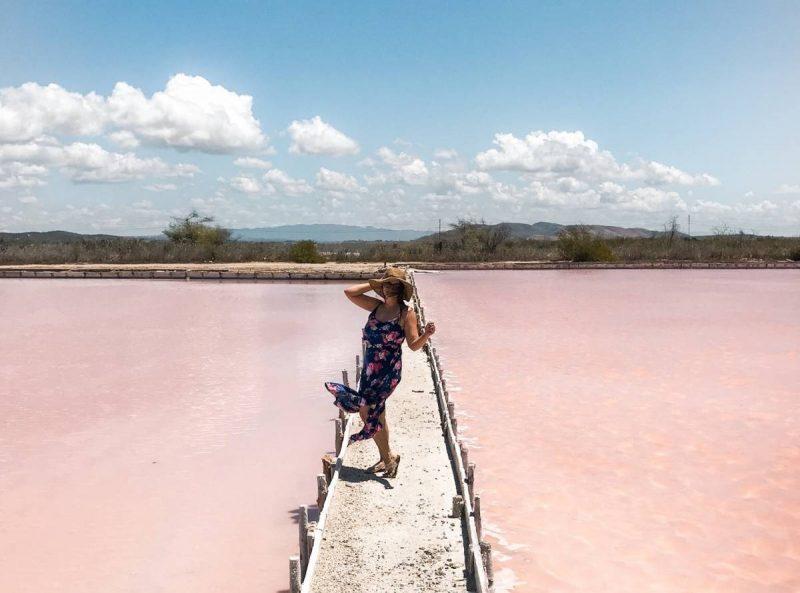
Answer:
[
  {"xmin": 163, "ymin": 210, "xmax": 231, "ymax": 246},
  {"xmin": 789, "ymin": 246, "xmax": 800, "ymax": 261},
  {"xmin": 290, "ymin": 240, "xmax": 325, "ymax": 263},
  {"xmin": 556, "ymin": 225, "xmax": 615, "ymax": 262}
]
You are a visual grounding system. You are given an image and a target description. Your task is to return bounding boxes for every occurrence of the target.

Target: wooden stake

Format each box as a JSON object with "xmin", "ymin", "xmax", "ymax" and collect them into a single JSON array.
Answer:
[
  {"xmin": 480, "ymin": 540, "xmax": 494, "ymax": 586},
  {"xmin": 321, "ymin": 454, "xmax": 334, "ymax": 484},
  {"xmin": 465, "ymin": 542, "xmax": 476, "ymax": 591},
  {"xmin": 341, "ymin": 369, "xmax": 349, "ymax": 387},
  {"xmin": 452, "ymin": 495, "xmax": 464, "ymax": 518},
  {"xmin": 316, "ymin": 474, "xmax": 328, "ymax": 509},
  {"xmin": 298, "ymin": 505, "xmax": 309, "ymax": 577},
  {"xmin": 289, "ymin": 556, "xmax": 301, "ymax": 593},
  {"xmin": 459, "ymin": 440, "xmax": 469, "ymax": 470},
  {"xmin": 466, "ymin": 463, "xmax": 475, "ymax": 506},
  {"xmin": 447, "ymin": 401, "xmax": 455, "ymax": 421},
  {"xmin": 334, "ymin": 418, "xmax": 343, "ymax": 454},
  {"xmin": 306, "ymin": 521, "xmax": 317, "ymax": 565},
  {"xmin": 452, "ymin": 416, "xmax": 458, "ymax": 437},
  {"xmin": 473, "ymin": 494, "xmax": 483, "ymax": 541}
]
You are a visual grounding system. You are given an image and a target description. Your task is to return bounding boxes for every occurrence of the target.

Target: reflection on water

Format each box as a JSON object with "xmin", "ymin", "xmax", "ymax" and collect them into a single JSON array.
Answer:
[
  {"xmin": 416, "ymin": 269, "xmax": 800, "ymax": 593},
  {"xmin": 0, "ymin": 279, "xmax": 364, "ymax": 593}
]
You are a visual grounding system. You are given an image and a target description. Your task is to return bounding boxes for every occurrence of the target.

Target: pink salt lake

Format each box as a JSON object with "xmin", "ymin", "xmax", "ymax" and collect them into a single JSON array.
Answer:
[
  {"xmin": 0, "ymin": 279, "xmax": 364, "ymax": 593},
  {"xmin": 415, "ymin": 269, "xmax": 800, "ymax": 593}
]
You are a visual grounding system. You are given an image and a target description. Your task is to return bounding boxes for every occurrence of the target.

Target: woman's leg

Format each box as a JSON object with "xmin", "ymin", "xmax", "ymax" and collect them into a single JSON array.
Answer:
[
  {"xmin": 372, "ymin": 410, "xmax": 392, "ymax": 463},
  {"xmin": 358, "ymin": 405, "xmax": 392, "ymax": 464}
]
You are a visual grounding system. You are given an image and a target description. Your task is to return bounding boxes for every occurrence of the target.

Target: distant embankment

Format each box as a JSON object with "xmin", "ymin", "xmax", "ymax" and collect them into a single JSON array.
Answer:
[{"xmin": 0, "ymin": 260, "xmax": 798, "ymax": 281}]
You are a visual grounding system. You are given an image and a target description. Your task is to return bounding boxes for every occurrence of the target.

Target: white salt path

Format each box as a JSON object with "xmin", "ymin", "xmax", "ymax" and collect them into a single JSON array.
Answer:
[{"xmin": 308, "ymin": 339, "xmax": 468, "ymax": 593}]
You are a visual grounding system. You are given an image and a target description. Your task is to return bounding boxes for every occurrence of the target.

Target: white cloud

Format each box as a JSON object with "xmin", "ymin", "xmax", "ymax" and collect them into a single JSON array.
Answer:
[
  {"xmin": 61, "ymin": 143, "xmax": 199, "ymax": 183},
  {"xmin": 228, "ymin": 176, "xmax": 262, "ymax": 194},
  {"xmin": 263, "ymin": 168, "xmax": 313, "ymax": 195},
  {"xmin": 287, "ymin": 116, "xmax": 359, "ymax": 156},
  {"xmin": 0, "ymin": 161, "xmax": 49, "ymax": 189},
  {"xmin": 315, "ymin": 167, "xmax": 364, "ymax": 193},
  {"xmin": 109, "ymin": 130, "xmax": 140, "ymax": 148},
  {"xmin": 18, "ymin": 195, "xmax": 38, "ymax": 204},
  {"xmin": 775, "ymin": 184, "xmax": 800, "ymax": 194},
  {"xmin": 0, "ymin": 140, "xmax": 199, "ymax": 184},
  {"xmin": 475, "ymin": 130, "xmax": 718, "ymax": 187},
  {"xmin": 0, "ymin": 83, "xmax": 107, "ymax": 142},
  {"xmin": 234, "ymin": 156, "xmax": 272, "ymax": 169},
  {"xmin": 143, "ymin": 183, "xmax": 177, "ymax": 192},
  {"xmin": 0, "ymin": 74, "xmax": 267, "ymax": 153},
  {"xmin": 370, "ymin": 147, "xmax": 429, "ymax": 185},
  {"xmin": 107, "ymin": 74, "xmax": 266, "ymax": 152},
  {"xmin": 433, "ymin": 148, "xmax": 459, "ymax": 160}
]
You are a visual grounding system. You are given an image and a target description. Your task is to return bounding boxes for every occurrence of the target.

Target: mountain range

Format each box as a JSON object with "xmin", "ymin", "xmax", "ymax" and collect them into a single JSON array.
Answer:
[{"xmin": 0, "ymin": 222, "xmax": 705, "ymax": 244}]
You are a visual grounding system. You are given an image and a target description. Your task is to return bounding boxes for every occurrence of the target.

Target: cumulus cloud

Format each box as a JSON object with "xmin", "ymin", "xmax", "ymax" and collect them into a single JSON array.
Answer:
[
  {"xmin": 143, "ymin": 183, "xmax": 177, "ymax": 192},
  {"xmin": 0, "ymin": 140, "xmax": 198, "ymax": 184},
  {"xmin": 475, "ymin": 130, "xmax": 718, "ymax": 186},
  {"xmin": 315, "ymin": 167, "xmax": 364, "ymax": 193},
  {"xmin": 0, "ymin": 161, "xmax": 49, "ymax": 189},
  {"xmin": 287, "ymin": 116, "xmax": 359, "ymax": 156},
  {"xmin": 61, "ymin": 143, "xmax": 199, "ymax": 183},
  {"xmin": 775, "ymin": 183, "xmax": 800, "ymax": 194},
  {"xmin": 0, "ymin": 83, "xmax": 107, "ymax": 142},
  {"xmin": 367, "ymin": 147, "xmax": 429, "ymax": 185},
  {"xmin": 234, "ymin": 156, "xmax": 272, "ymax": 169},
  {"xmin": 228, "ymin": 176, "xmax": 262, "ymax": 194},
  {"xmin": 0, "ymin": 74, "xmax": 267, "ymax": 153},
  {"xmin": 263, "ymin": 168, "xmax": 313, "ymax": 195}
]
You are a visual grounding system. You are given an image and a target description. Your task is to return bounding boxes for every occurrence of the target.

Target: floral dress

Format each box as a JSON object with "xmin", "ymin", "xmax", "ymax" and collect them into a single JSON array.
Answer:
[{"xmin": 324, "ymin": 303, "xmax": 405, "ymax": 443}]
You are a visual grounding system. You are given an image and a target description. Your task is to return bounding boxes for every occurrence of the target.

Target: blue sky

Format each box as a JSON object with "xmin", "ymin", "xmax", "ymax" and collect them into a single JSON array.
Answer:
[{"xmin": 1, "ymin": 1, "xmax": 798, "ymax": 235}]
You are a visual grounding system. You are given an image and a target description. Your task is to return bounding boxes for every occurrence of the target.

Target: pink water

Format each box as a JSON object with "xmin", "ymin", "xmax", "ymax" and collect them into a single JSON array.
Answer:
[
  {"xmin": 0, "ymin": 279, "xmax": 364, "ymax": 593},
  {"xmin": 415, "ymin": 270, "xmax": 800, "ymax": 593}
]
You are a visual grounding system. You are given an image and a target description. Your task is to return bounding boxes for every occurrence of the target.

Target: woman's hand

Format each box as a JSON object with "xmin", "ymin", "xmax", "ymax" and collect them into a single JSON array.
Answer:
[{"xmin": 423, "ymin": 321, "xmax": 436, "ymax": 336}]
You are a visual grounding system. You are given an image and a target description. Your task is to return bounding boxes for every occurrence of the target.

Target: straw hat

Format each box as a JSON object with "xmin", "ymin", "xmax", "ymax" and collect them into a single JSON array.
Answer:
[{"xmin": 369, "ymin": 266, "xmax": 413, "ymax": 301}]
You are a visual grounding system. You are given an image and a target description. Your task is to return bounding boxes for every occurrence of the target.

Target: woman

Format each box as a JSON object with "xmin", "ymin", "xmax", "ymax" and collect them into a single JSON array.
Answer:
[{"xmin": 323, "ymin": 266, "xmax": 436, "ymax": 478}]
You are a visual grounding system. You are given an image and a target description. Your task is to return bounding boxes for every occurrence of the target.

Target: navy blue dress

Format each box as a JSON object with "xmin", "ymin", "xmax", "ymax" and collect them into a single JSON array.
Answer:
[{"xmin": 324, "ymin": 303, "xmax": 405, "ymax": 443}]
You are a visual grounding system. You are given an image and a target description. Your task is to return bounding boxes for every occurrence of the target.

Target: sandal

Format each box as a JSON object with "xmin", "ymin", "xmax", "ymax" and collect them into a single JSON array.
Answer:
[
  {"xmin": 383, "ymin": 453, "xmax": 401, "ymax": 478},
  {"xmin": 365, "ymin": 459, "xmax": 386, "ymax": 474}
]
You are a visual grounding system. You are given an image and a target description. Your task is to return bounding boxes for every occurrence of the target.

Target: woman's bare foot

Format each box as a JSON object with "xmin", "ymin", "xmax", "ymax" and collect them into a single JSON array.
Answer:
[{"xmin": 365, "ymin": 459, "xmax": 385, "ymax": 473}]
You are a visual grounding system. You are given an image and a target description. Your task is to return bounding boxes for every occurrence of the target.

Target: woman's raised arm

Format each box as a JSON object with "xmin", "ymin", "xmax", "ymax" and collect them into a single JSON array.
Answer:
[
  {"xmin": 344, "ymin": 282, "xmax": 382, "ymax": 312},
  {"xmin": 403, "ymin": 307, "xmax": 435, "ymax": 351}
]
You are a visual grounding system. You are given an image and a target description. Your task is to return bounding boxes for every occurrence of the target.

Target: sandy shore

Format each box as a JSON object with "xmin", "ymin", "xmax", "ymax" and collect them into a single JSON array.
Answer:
[{"xmin": 308, "ymin": 340, "xmax": 467, "ymax": 593}]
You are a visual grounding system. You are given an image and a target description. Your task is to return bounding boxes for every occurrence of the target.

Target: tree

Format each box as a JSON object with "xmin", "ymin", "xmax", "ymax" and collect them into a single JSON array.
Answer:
[
  {"xmin": 163, "ymin": 210, "xmax": 231, "ymax": 246},
  {"xmin": 290, "ymin": 240, "xmax": 325, "ymax": 263}
]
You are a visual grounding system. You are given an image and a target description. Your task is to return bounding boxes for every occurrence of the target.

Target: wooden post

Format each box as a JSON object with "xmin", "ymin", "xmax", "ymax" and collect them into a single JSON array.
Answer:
[
  {"xmin": 316, "ymin": 474, "xmax": 328, "ymax": 509},
  {"xmin": 459, "ymin": 440, "xmax": 469, "ymax": 470},
  {"xmin": 298, "ymin": 505, "xmax": 309, "ymax": 577},
  {"xmin": 342, "ymin": 369, "xmax": 349, "ymax": 387},
  {"xmin": 289, "ymin": 556, "xmax": 301, "ymax": 593},
  {"xmin": 474, "ymin": 494, "xmax": 483, "ymax": 541},
  {"xmin": 306, "ymin": 521, "xmax": 317, "ymax": 565},
  {"xmin": 466, "ymin": 463, "xmax": 476, "ymax": 506},
  {"xmin": 321, "ymin": 453, "xmax": 334, "ymax": 484},
  {"xmin": 465, "ymin": 542, "xmax": 476, "ymax": 591},
  {"xmin": 480, "ymin": 540, "xmax": 494, "ymax": 586},
  {"xmin": 452, "ymin": 495, "xmax": 464, "ymax": 518},
  {"xmin": 452, "ymin": 416, "xmax": 458, "ymax": 437},
  {"xmin": 447, "ymin": 401, "xmax": 455, "ymax": 421},
  {"xmin": 334, "ymin": 418, "xmax": 343, "ymax": 454}
]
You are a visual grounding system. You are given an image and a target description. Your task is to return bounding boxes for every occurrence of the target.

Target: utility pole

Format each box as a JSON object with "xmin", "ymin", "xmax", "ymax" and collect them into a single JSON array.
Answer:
[{"xmin": 688, "ymin": 214, "xmax": 691, "ymax": 238}]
